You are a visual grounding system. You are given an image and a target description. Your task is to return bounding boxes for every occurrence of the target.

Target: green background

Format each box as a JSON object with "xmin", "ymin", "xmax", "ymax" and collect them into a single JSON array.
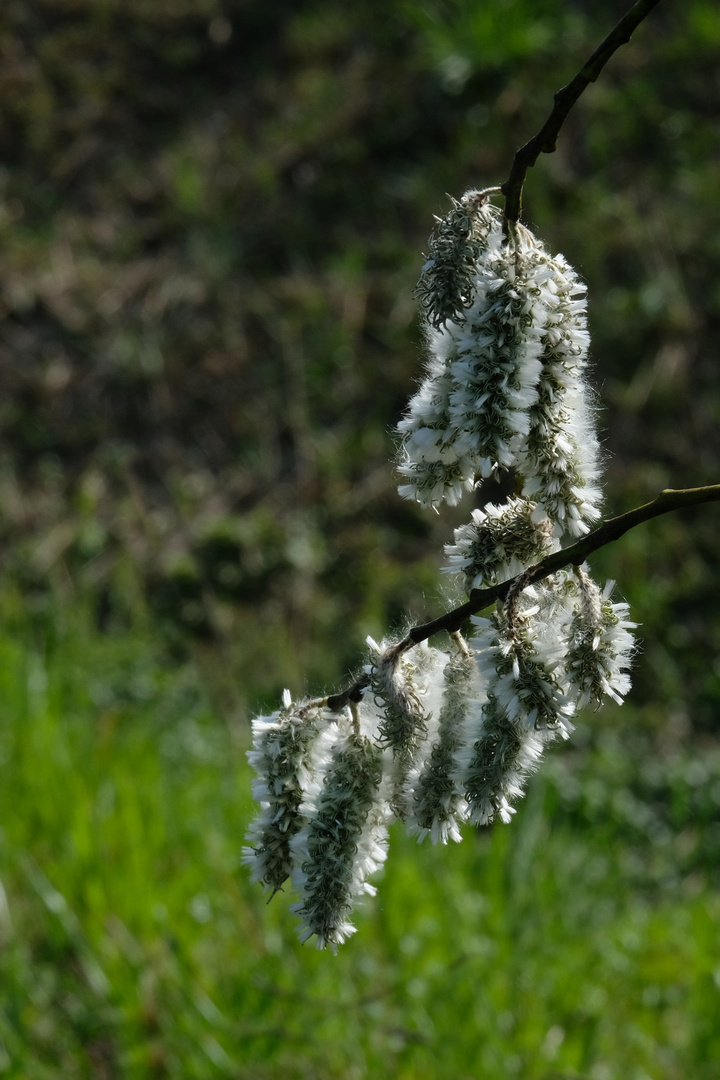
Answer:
[{"xmin": 0, "ymin": 0, "xmax": 718, "ymax": 1076}]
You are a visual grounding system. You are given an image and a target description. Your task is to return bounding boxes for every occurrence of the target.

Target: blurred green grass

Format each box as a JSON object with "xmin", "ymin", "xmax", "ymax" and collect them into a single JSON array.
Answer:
[
  {"xmin": 1, "ymin": 0, "xmax": 719, "ymax": 715},
  {"xmin": 0, "ymin": 598, "xmax": 718, "ymax": 1079}
]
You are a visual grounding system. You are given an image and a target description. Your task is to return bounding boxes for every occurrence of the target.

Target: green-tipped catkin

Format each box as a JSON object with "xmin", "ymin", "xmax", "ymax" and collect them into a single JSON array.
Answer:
[
  {"xmin": 405, "ymin": 638, "xmax": 477, "ymax": 843},
  {"xmin": 242, "ymin": 691, "xmax": 334, "ymax": 895},
  {"xmin": 443, "ymin": 495, "xmax": 555, "ymax": 592},
  {"xmin": 564, "ymin": 569, "xmax": 637, "ymax": 708},
  {"xmin": 369, "ymin": 640, "xmax": 429, "ymax": 754},
  {"xmin": 457, "ymin": 690, "xmax": 545, "ymax": 827},
  {"xmin": 456, "ymin": 604, "xmax": 574, "ymax": 827},
  {"xmin": 415, "ymin": 189, "xmax": 501, "ymax": 330},
  {"xmin": 516, "ymin": 253, "xmax": 603, "ymax": 537},
  {"xmin": 290, "ymin": 730, "xmax": 387, "ymax": 951},
  {"xmin": 367, "ymin": 638, "xmax": 447, "ymax": 820}
]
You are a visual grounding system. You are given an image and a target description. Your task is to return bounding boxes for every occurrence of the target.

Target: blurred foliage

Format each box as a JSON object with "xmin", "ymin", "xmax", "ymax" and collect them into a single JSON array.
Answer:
[{"xmin": 0, "ymin": 0, "xmax": 718, "ymax": 722}]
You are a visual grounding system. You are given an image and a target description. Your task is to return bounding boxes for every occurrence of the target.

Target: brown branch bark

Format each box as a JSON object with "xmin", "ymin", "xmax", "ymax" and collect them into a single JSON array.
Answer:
[{"xmin": 502, "ymin": 0, "xmax": 664, "ymax": 223}]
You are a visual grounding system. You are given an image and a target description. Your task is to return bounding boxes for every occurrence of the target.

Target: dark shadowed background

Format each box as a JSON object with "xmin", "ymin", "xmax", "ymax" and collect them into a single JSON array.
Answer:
[{"xmin": 1, "ymin": 0, "xmax": 718, "ymax": 714}]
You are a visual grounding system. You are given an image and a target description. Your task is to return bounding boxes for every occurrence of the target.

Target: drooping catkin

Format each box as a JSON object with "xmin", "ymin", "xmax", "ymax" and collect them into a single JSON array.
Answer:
[
  {"xmin": 456, "ymin": 600, "xmax": 575, "ymax": 827},
  {"xmin": 515, "ymin": 253, "xmax": 602, "ymax": 537},
  {"xmin": 405, "ymin": 636, "xmax": 477, "ymax": 844},
  {"xmin": 457, "ymin": 690, "xmax": 545, "ymax": 827},
  {"xmin": 290, "ymin": 726, "xmax": 387, "ymax": 951},
  {"xmin": 242, "ymin": 691, "xmax": 334, "ymax": 895},
  {"xmin": 563, "ymin": 568, "xmax": 637, "ymax": 708},
  {"xmin": 398, "ymin": 202, "xmax": 552, "ymax": 508},
  {"xmin": 367, "ymin": 637, "xmax": 447, "ymax": 819},
  {"xmin": 398, "ymin": 193, "xmax": 603, "ymax": 541}
]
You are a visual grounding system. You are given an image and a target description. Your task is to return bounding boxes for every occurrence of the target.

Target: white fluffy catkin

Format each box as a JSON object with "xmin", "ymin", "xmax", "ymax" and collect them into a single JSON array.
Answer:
[
  {"xmin": 242, "ymin": 691, "xmax": 333, "ymax": 896},
  {"xmin": 290, "ymin": 726, "xmax": 387, "ymax": 951},
  {"xmin": 398, "ymin": 192, "xmax": 603, "ymax": 540},
  {"xmin": 404, "ymin": 638, "xmax": 478, "ymax": 844}
]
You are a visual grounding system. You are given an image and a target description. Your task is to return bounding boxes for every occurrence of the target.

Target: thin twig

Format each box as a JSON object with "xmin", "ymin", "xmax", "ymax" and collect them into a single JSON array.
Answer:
[
  {"xmin": 327, "ymin": 484, "xmax": 720, "ymax": 708},
  {"xmin": 502, "ymin": 0, "xmax": 664, "ymax": 222},
  {"xmin": 401, "ymin": 485, "xmax": 720, "ymax": 647}
]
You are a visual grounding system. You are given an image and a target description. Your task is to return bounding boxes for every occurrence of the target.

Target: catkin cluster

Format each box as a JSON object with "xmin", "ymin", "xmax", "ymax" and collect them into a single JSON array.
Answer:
[
  {"xmin": 244, "ymin": 190, "xmax": 636, "ymax": 950},
  {"xmin": 399, "ymin": 189, "xmax": 602, "ymax": 537}
]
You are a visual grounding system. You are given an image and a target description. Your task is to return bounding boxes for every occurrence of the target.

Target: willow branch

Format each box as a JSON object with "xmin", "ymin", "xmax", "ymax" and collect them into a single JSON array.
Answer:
[
  {"xmin": 501, "ymin": 0, "xmax": 664, "ymax": 223},
  {"xmin": 401, "ymin": 485, "xmax": 720, "ymax": 648},
  {"xmin": 327, "ymin": 485, "xmax": 720, "ymax": 708}
]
